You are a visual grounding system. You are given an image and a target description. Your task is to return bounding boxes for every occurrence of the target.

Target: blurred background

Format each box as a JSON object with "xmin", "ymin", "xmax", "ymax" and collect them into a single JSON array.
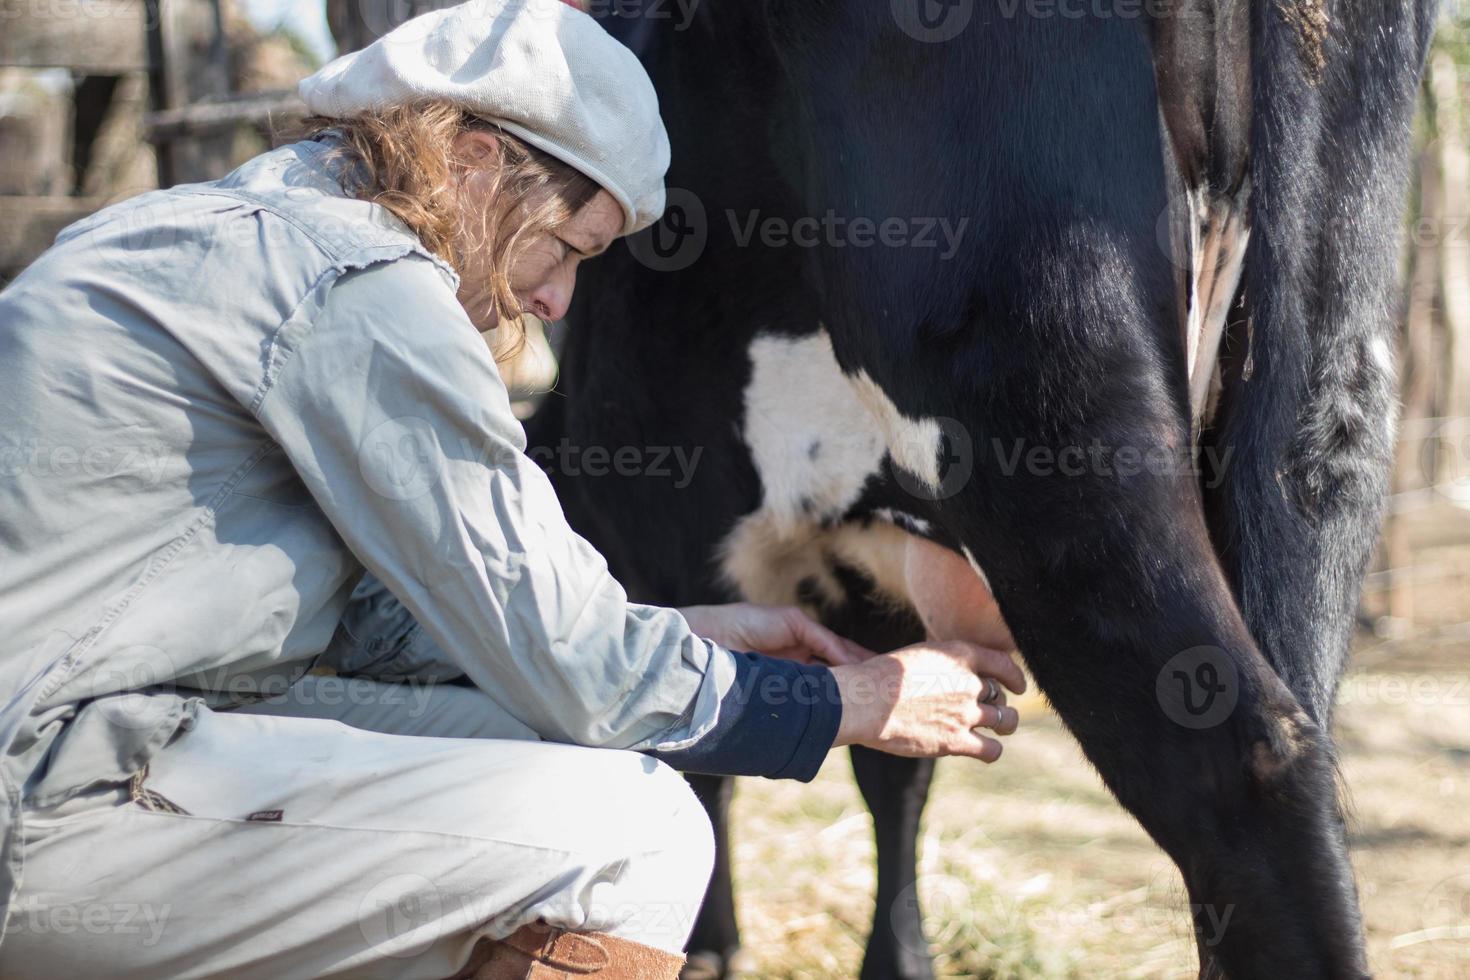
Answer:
[{"xmin": 1, "ymin": 2, "xmax": 1465, "ymax": 976}]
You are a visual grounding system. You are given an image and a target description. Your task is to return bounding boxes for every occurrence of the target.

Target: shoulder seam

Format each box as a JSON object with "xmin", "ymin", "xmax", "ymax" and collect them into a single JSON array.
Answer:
[
  {"xmin": 248, "ymin": 253, "xmax": 462, "ymax": 418},
  {"xmin": 177, "ymin": 186, "xmax": 458, "ymax": 284}
]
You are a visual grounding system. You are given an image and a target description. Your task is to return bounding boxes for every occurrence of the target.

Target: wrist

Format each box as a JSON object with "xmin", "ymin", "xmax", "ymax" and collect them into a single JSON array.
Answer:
[{"xmin": 831, "ymin": 659, "xmax": 896, "ymax": 748}]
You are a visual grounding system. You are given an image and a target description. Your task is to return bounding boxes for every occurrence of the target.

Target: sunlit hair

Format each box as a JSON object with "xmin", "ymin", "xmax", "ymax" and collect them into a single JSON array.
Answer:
[{"xmin": 291, "ymin": 100, "xmax": 601, "ymax": 355}]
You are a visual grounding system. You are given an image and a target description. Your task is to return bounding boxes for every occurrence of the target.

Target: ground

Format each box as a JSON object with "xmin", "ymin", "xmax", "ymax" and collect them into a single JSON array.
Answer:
[{"xmin": 728, "ymin": 501, "xmax": 1470, "ymax": 979}]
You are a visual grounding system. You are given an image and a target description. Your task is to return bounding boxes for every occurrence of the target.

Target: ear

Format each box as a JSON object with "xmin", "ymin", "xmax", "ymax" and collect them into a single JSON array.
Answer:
[{"xmin": 452, "ymin": 129, "xmax": 503, "ymax": 168}]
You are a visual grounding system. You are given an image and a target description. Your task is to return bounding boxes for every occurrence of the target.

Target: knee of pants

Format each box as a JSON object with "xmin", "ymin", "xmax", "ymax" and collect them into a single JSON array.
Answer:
[
  {"xmin": 577, "ymin": 755, "xmax": 714, "ymax": 880},
  {"xmin": 457, "ymin": 749, "xmax": 715, "ymax": 950},
  {"xmin": 641, "ymin": 760, "xmax": 716, "ymax": 886},
  {"xmin": 464, "ymin": 743, "xmax": 715, "ymax": 898},
  {"xmin": 572, "ymin": 759, "xmax": 714, "ymax": 950}
]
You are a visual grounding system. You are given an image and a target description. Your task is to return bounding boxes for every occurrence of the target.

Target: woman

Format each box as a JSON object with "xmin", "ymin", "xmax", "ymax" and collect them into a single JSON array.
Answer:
[{"xmin": 0, "ymin": 1, "xmax": 1023, "ymax": 977}]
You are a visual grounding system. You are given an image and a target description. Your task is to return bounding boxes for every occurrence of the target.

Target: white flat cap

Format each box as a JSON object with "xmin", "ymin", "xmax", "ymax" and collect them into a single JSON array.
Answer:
[{"xmin": 299, "ymin": 0, "xmax": 669, "ymax": 235}]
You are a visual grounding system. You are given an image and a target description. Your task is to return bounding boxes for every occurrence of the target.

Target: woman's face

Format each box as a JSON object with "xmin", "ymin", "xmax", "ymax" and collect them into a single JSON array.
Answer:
[
  {"xmin": 507, "ymin": 189, "xmax": 622, "ymax": 322},
  {"xmin": 452, "ymin": 130, "xmax": 624, "ymax": 330}
]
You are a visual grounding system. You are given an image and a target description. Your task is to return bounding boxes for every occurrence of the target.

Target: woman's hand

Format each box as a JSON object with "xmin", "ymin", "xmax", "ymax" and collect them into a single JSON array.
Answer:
[
  {"xmin": 677, "ymin": 603, "xmax": 874, "ymax": 667},
  {"xmin": 831, "ymin": 641, "xmax": 1025, "ymax": 762}
]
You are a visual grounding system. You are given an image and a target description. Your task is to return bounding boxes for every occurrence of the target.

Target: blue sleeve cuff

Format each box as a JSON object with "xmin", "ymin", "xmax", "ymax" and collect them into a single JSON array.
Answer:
[{"xmin": 646, "ymin": 652, "xmax": 843, "ymax": 782}]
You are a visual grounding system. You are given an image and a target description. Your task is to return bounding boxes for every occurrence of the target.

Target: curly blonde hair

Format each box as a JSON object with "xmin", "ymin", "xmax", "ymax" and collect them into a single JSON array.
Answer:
[{"xmin": 293, "ymin": 100, "xmax": 601, "ymax": 352}]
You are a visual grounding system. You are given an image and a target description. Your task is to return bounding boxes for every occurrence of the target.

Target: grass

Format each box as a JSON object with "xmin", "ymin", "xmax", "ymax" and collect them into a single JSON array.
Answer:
[{"xmin": 727, "ymin": 662, "xmax": 1470, "ymax": 978}]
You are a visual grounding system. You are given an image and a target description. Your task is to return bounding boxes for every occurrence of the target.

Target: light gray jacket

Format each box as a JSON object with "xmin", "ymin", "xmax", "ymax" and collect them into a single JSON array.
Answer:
[{"xmin": 0, "ymin": 139, "xmax": 740, "ymax": 929}]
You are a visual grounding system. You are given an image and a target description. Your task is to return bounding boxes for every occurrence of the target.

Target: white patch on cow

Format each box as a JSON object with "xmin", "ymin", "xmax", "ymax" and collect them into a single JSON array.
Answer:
[
  {"xmin": 829, "ymin": 522, "xmax": 913, "ymax": 604},
  {"xmin": 1184, "ymin": 184, "xmax": 1250, "ymax": 434},
  {"xmin": 724, "ymin": 328, "xmax": 943, "ymax": 614},
  {"xmin": 1368, "ymin": 336, "xmax": 1394, "ymax": 377},
  {"xmin": 744, "ymin": 326, "xmax": 946, "ymax": 507},
  {"xmin": 722, "ymin": 326, "xmax": 1009, "ymax": 651},
  {"xmin": 719, "ymin": 510, "xmax": 913, "ymax": 614},
  {"xmin": 873, "ymin": 508, "xmax": 933, "ymax": 537},
  {"xmin": 848, "ymin": 369, "xmax": 946, "ymax": 490},
  {"xmin": 721, "ymin": 510, "xmax": 842, "ymax": 609},
  {"xmin": 960, "ymin": 545, "xmax": 992, "ymax": 593},
  {"xmin": 1366, "ymin": 336, "xmax": 1400, "ymax": 450},
  {"xmin": 741, "ymin": 332, "xmax": 886, "ymax": 535},
  {"xmin": 737, "ymin": 326, "xmax": 948, "ymax": 531}
]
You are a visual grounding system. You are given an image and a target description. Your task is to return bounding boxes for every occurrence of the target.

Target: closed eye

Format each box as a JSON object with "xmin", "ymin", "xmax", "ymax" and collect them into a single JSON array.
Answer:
[{"xmin": 561, "ymin": 235, "xmax": 613, "ymax": 259}]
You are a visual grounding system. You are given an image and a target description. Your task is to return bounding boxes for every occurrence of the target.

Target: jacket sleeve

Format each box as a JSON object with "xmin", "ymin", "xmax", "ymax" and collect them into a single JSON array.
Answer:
[
  {"xmin": 324, "ymin": 568, "xmax": 842, "ymax": 779},
  {"xmin": 320, "ymin": 570, "xmax": 470, "ymax": 683},
  {"xmin": 252, "ymin": 256, "xmax": 838, "ymax": 774}
]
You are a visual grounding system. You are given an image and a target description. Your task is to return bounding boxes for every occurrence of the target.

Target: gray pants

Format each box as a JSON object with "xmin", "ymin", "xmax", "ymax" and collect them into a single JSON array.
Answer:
[{"xmin": 0, "ymin": 676, "xmax": 715, "ymax": 979}]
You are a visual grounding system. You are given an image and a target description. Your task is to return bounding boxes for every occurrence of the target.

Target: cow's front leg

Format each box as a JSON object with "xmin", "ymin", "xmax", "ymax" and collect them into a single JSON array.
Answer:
[{"xmin": 850, "ymin": 748, "xmax": 936, "ymax": 980}]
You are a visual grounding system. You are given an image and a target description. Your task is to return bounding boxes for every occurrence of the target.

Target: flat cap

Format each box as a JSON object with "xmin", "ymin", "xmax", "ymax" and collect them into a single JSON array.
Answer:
[{"xmin": 299, "ymin": 0, "xmax": 670, "ymax": 235}]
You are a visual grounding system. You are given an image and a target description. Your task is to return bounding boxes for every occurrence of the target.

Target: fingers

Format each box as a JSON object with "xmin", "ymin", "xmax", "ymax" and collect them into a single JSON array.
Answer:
[
  {"xmin": 839, "ymin": 636, "xmax": 879, "ymax": 664},
  {"xmin": 942, "ymin": 641, "xmax": 1027, "ymax": 695},
  {"xmin": 784, "ymin": 608, "xmax": 875, "ymax": 666},
  {"xmin": 837, "ymin": 638, "xmax": 1023, "ymax": 761},
  {"xmin": 974, "ymin": 702, "xmax": 1019, "ymax": 736},
  {"xmin": 960, "ymin": 698, "xmax": 1018, "ymax": 736},
  {"xmin": 952, "ymin": 731, "xmax": 1004, "ymax": 763}
]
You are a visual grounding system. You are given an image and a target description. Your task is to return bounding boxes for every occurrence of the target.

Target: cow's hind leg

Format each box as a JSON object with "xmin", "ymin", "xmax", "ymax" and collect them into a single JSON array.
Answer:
[
  {"xmin": 682, "ymin": 575, "xmax": 933, "ymax": 980},
  {"xmin": 680, "ymin": 757, "xmax": 937, "ymax": 980},
  {"xmin": 851, "ymin": 749, "xmax": 935, "ymax": 980},
  {"xmin": 682, "ymin": 774, "xmax": 740, "ymax": 980},
  {"xmin": 821, "ymin": 573, "xmax": 935, "ymax": 980}
]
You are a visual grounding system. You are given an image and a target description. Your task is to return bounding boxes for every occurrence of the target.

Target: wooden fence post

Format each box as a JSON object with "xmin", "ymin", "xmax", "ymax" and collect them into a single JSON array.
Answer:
[{"xmin": 1432, "ymin": 53, "xmax": 1470, "ymax": 423}]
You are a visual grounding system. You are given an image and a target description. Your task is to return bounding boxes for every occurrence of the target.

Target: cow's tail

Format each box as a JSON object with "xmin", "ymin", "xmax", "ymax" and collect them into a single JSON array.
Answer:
[{"xmin": 1202, "ymin": 0, "xmax": 1437, "ymax": 724}]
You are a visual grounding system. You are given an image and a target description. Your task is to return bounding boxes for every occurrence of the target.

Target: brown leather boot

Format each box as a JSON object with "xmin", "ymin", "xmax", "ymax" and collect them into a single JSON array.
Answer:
[{"xmin": 452, "ymin": 921, "xmax": 686, "ymax": 979}]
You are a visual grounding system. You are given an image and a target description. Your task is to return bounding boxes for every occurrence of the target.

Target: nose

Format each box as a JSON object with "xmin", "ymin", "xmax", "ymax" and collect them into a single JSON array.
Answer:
[{"xmin": 525, "ymin": 265, "xmax": 576, "ymax": 322}]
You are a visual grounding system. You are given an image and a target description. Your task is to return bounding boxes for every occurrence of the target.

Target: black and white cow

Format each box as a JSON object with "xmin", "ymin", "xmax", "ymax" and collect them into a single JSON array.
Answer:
[{"xmin": 529, "ymin": 2, "xmax": 1436, "ymax": 977}]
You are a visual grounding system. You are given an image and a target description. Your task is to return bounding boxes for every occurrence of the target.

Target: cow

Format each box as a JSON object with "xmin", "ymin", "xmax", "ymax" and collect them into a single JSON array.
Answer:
[{"xmin": 528, "ymin": 2, "xmax": 1437, "ymax": 977}]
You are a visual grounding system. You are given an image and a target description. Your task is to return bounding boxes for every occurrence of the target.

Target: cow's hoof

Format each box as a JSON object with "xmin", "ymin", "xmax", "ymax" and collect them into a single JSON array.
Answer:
[
  {"xmin": 680, "ymin": 952, "xmax": 720, "ymax": 980},
  {"xmin": 677, "ymin": 947, "xmax": 727, "ymax": 980},
  {"xmin": 859, "ymin": 951, "xmax": 936, "ymax": 980},
  {"xmin": 680, "ymin": 946, "xmax": 753, "ymax": 980},
  {"xmin": 861, "ymin": 964, "xmax": 935, "ymax": 980},
  {"xmin": 726, "ymin": 948, "xmax": 756, "ymax": 975}
]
